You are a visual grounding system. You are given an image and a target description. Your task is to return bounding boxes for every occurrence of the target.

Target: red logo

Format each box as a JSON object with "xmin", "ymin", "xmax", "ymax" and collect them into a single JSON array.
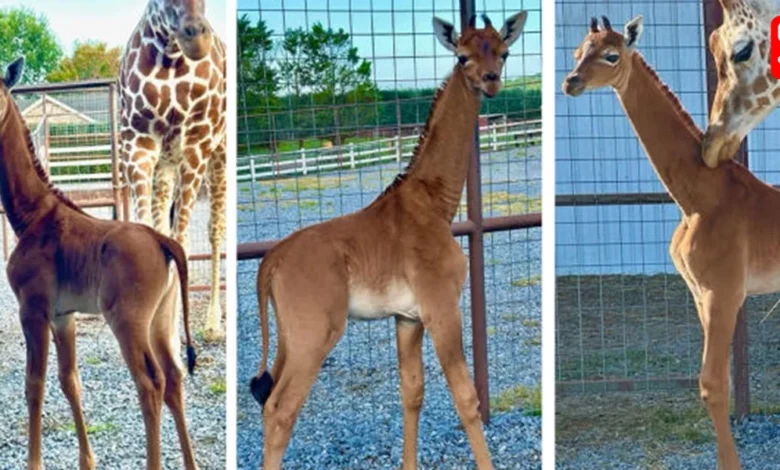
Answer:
[{"xmin": 773, "ymin": 16, "xmax": 780, "ymax": 79}]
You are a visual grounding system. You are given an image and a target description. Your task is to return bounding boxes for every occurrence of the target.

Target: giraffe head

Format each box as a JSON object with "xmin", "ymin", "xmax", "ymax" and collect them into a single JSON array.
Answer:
[
  {"xmin": 0, "ymin": 58, "xmax": 23, "ymax": 121},
  {"xmin": 562, "ymin": 15, "xmax": 644, "ymax": 96},
  {"xmin": 432, "ymin": 11, "xmax": 528, "ymax": 97},
  {"xmin": 703, "ymin": 0, "xmax": 776, "ymax": 167},
  {"xmin": 152, "ymin": 0, "xmax": 214, "ymax": 61}
]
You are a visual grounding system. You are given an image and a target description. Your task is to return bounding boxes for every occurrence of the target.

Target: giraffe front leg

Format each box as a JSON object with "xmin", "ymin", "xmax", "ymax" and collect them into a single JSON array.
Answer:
[
  {"xmin": 152, "ymin": 164, "xmax": 176, "ymax": 237},
  {"xmin": 125, "ymin": 146, "xmax": 160, "ymax": 228},
  {"xmin": 205, "ymin": 142, "xmax": 225, "ymax": 337}
]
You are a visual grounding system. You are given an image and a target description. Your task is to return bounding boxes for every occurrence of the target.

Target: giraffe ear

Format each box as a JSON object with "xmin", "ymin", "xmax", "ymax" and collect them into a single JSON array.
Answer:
[
  {"xmin": 4, "ymin": 57, "xmax": 23, "ymax": 89},
  {"xmin": 500, "ymin": 11, "xmax": 528, "ymax": 48},
  {"xmin": 623, "ymin": 15, "xmax": 644, "ymax": 49},
  {"xmin": 433, "ymin": 16, "xmax": 459, "ymax": 53}
]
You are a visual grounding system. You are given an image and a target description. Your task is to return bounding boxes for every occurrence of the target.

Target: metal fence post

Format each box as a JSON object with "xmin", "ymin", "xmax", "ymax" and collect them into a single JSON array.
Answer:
[
  {"xmin": 702, "ymin": 0, "xmax": 750, "ymax": 421},
  {"xmin": 349, "ymin": 143, "xmax": 356, "ymax": 169},
  {"xmin": 108, "ymin": 83, "xmax": 121, "ymax": 221},
  {"xmin": 461, "ymin": 0, "xmax": 490, "ymax": 425},
  {"xmin": 301, "ymin": 148, "xmax": 307, "ymax": 175}
]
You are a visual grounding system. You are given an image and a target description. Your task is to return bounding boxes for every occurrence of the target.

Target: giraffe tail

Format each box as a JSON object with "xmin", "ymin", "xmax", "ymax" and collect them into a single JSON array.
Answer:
[
  {"xmin": 250, "ymin": 254, "xmax": 275, "ymax": 407},
  {"xmin": 152, "ymin": 229, "xmax": 197, "ymax": 375}
]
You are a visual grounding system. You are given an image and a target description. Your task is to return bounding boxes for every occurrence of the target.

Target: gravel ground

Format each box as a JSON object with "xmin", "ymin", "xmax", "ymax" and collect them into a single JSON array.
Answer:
[
  {"xmin": 236, "ymin": 147, "xmax": 542, "ymax": 468},
  {"xmin": 0, "ymin": 198, "xmax": 226, "ymax": 469}
]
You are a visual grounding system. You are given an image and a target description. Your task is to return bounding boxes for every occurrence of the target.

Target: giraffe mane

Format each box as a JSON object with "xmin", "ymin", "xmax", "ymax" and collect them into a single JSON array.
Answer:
[
  {"xmin": 634, "ymin": 53, "xmax": 704, "ymax": 140},
  {"xmin": 10, "ymin": 97, "xmax": 85, "ymax": 213},
  {"xmin": 378, "ymin": 74, "xmax": 451, "ymax": 197}
]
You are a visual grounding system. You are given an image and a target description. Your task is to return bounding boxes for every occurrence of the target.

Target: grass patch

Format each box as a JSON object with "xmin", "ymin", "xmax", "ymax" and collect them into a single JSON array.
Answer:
[
  {"xmin": 524, "ymin": 335, "xmax": 542, "ymax": 346},
  {"xmin": 487, "ymin": 326, "xmax": 496, "ymax": 336},
  {"xmin": 557, "ymin": 391, "xmax": 713, "ymax": 462},
  {"xmin": 490, "ymin": 384, "xmax": 542, "ymax": 415},
  {"xmin": 209, "ymin": 379, "xmax": 227, "ymax": 396},
  {"xmin": 511, "ymin": 275, "xmax": 541, "ymax": 288}
]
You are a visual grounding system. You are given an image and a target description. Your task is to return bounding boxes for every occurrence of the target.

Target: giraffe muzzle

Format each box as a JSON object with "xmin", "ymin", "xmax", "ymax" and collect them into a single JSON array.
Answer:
[{"xmin": 177, "ymin": 17, "xmax": 213, "ymax": 61}]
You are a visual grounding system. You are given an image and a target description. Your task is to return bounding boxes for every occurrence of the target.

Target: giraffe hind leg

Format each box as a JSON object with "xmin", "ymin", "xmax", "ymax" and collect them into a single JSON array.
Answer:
[{"xmin": 204, "ymin": 142, "xmax": 225, "ymax": 336}]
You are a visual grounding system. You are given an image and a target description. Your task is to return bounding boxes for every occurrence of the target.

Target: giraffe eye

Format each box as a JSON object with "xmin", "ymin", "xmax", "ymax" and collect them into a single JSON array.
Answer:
[
  {"xmin": 501, "ymin": 52, "xmax": 509, "ymax": 61},
  {"xmin": 603, "ymin": 54, "xmax": 619, "ymax": 64},
  {"xmin": 732, "ymin": 39, "xmax": 754, "ymax": 63},
  {"xmin": 458, "ymin": 55, "xmax": 469, "ymax": 65}
]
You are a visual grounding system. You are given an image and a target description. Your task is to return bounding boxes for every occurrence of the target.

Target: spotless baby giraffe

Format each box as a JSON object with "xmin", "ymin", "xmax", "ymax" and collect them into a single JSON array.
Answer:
[
  {"xmin": 563, "ymin": 15, "xmax": 780, "ymax": 470},
  {"xmin": 249, "ymin": 12, "xmax": 527, "ymax": 470},
  {"xmin": 1, "ymin": 59, "xmax": 199, "ymax": 469}
]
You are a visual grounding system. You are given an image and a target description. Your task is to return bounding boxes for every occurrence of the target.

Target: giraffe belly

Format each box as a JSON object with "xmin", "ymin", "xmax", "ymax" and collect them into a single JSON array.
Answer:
[
  {"xmin": 55, "ymin": 290, "xmax": 101, "ymax": 316},
  {"xmin": 348, "ymin": 280, "xmax": 420, "ymax": 321}
]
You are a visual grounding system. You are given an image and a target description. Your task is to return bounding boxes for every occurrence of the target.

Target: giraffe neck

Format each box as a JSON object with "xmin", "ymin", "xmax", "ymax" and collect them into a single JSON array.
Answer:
[
  {"xmin": 615, "ymin": 53, "xmax": 717, "ymax": 216},
  {"xmin": 404, "ymin": 65, "xmax": 481, "ymax": 221},
  {"xmin": 0, "ymin": 100, "xmax": 57, "ymax": 235},
  {"xmin": 138, "ymin": 1, "xmax": 181, "ymax": 55}
]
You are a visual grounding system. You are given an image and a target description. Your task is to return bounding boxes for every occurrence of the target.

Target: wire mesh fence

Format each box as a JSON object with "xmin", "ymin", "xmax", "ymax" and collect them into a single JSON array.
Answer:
[
  {"xmin": 5, "ymin": 81, "xmax": 222, "ymax": 292},
  {"xmin": 236, "ymin": 0, "xmax": 542, "ymax": 466},
  {"xmin": 555, "ymin": 0, "xmax": 780, "ymax": 413}
]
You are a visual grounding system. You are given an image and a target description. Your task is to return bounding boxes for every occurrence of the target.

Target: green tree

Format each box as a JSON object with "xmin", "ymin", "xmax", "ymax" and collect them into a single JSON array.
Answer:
[
  {"xmin": 238, "ymin": 15, "xmax": 277, "ymax": 108},
  {"xmin": 237, "ymin": 15, "xmax": 278, "ymax": 153},
  {"xmin": 277, "ymin": 23, "xmax": 376, "ymax": 146},
  {"xmin": 47, "ymin": 41, "xmax": 121, "ymax": 82},
  {"xmin": 0, "ymin": 7, "xmax": 62, "ymax": 84}
]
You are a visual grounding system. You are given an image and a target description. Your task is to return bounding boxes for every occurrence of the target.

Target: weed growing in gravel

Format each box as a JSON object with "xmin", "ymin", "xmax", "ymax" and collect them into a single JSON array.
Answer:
[
  {"xmin": 461, "ymin": 191, "xmax": 542, "ymax": 216},
  {"xmin": 490, "ymin": 385, "xmax": 542, "ymax": 416},
  {"xmin": 522, "ymin": 318, "xmax": 540, "ymax": 328},
  {"xmin": 512, "ymin": 275, "xmax": 541, "ymax": 288},
  {"xmin": 261, "ymin": 175, "xmax": 357, "ymax": 194},
  {"xmin": 65, "ymin": 421, "xmax": 117, "ymax": 435},
  {"xmin": 209, "ymin": 379, "xmax": 227, "ymax": 395},
  {"xmin": 84, "ymin": 355, "xmax": 102, "ymax": 366}
]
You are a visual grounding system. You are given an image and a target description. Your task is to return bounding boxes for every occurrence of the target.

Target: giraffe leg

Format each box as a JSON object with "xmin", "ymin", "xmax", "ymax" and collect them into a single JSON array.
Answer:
[
  {"xmin": 125, "ymin": 147, "xmax": 160, "ymax": 227},
  {"xmin": 205, "ymin": 142, "xmax": 225, "ymax": 337},
  {"xmin": 418, "ymin": 284, "xmax": 494, "ymax": 470},
  {"xmin": 52, "ymin": 315, "xmax": 96, "ymax": 470},
  {"xmin": 395, "ymin": 318, "xmax": 424, "ymax": 470},
  {"xmin": 20, "ymin": 296, "xmax": 52, "ymax": 470},
  {"xmin": 151, "ymin": 275, "xmax": 197, "ymax": 470},
  {"xmin": 171, "ymin": 148, "xmax": 208, "ymax": 255},
  {"xmin": 152, "ymin": 164, "xmax": 176, "ymax": 237},
  {"xmin": 107, "ymin": 315, "xmax": 165, "ymax": 470}
]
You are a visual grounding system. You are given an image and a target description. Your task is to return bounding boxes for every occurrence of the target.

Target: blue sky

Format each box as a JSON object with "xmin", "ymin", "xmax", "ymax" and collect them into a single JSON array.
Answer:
[
  {"xmin": 237, "ymin": 0, "xmax": 541, "ymax": 89},
  {"xmin": 0, "ymin": 0, "xmax": 226, "ymax": 54}
]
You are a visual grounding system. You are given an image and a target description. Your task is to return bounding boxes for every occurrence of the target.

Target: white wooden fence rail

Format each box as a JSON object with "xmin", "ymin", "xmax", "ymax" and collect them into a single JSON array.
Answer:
[
  {"xmin": 237, "ymin": 119, "xmax": 541, "ymax": 182},
  {"xmin": 35, "ymin": 119, "xmax": 540, "ymax": 186}
]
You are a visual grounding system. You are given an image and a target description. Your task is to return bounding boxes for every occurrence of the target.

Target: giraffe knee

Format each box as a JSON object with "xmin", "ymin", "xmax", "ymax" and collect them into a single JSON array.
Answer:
[{"xmin": 699, "ymin": 372, "xmax": 727, "ymax": 407}]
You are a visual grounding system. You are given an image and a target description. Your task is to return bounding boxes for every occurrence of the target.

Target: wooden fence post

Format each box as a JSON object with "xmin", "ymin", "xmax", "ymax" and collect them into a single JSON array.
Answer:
[{"xmin": 702, "ymin": 0, "xmax": 750, "ymax": 421}]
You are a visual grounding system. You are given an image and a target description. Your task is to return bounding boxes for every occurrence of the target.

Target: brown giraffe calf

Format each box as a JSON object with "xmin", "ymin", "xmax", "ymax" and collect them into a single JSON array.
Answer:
[
  {"xmin": 250, "ymin": 12, "xmax": 528, "ymax": 470},
  {"xmin": 0, "ymin": 59, "xmax": 198, "ymax": 470}
]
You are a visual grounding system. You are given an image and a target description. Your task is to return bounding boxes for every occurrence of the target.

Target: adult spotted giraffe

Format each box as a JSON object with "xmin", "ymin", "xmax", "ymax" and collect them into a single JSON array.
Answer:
[
  {"xmin": 119, "ymin": 0, "xmax": 226, "ymax": 336},
  {"xmin": 703, "ymin": 0, "xmax": 780, "ymax": 167}
]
